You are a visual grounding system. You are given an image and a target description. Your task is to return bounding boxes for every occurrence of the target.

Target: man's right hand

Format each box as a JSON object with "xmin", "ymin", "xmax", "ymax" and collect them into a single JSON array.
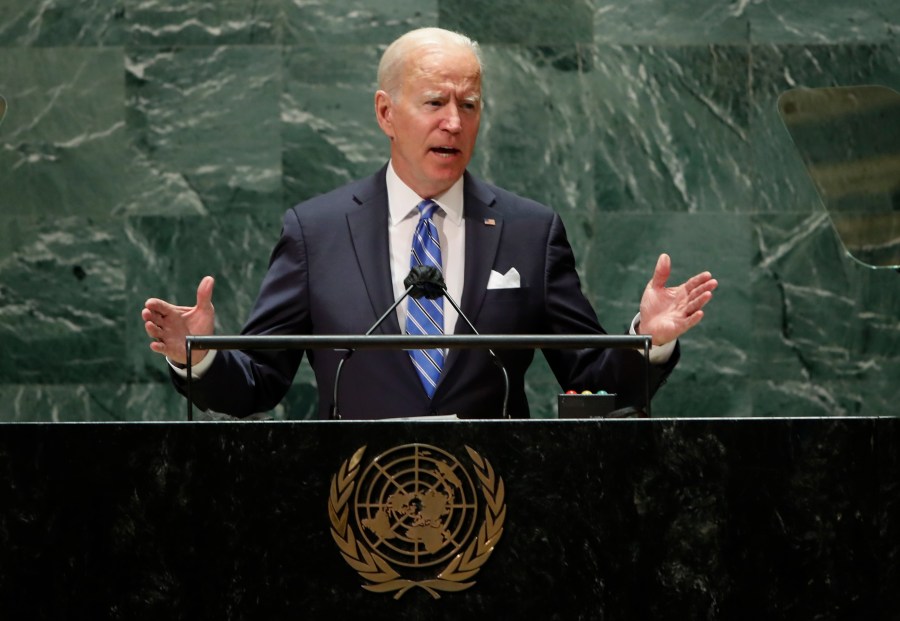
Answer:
[{"xmin": 142, "ymin": 276, "xmax": 216, "ymax": 366}]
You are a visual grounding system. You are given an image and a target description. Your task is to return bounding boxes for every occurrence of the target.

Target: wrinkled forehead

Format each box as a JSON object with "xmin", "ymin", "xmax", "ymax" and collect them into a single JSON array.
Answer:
[{"xmin": 405, "ymin": 45, "xmax": 482, "ymax": 92}]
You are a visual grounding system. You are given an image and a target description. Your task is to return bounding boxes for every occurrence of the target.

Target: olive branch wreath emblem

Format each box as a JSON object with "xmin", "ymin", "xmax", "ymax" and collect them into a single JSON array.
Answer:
[{"xmin": 328, "ymin": 445, "xmax": 506, "ymax": 599}]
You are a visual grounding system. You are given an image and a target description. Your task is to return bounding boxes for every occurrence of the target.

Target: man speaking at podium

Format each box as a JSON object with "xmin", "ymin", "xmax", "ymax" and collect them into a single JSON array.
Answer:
[{"xmin": 141, "ymin": 27, "xmax": 717, "ymax": 420}]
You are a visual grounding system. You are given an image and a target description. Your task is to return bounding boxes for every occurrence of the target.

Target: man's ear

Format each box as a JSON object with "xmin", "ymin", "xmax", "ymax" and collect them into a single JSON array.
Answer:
[{"xmin": 374, "ymin": 90, "xmax": 394, "ymax": 139}]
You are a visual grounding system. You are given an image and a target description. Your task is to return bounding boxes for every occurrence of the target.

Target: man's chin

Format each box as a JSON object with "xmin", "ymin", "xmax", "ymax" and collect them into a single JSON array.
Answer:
[
  {"xmin": 428, "ymin": 168, "xmax": 465, "ymax": 190},
  {"xmin": 397, "ymin": 158, "xmax": 468, "ymax": 196},
  {"xmin": 428, "ymin": 158, "xmax": 467, "ymax": 178}
]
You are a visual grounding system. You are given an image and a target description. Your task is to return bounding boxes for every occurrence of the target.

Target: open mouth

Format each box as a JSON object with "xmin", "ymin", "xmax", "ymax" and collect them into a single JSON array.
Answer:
[{"xmin": 431, "ymin": 146, "xmax": 461, "ymax": 157}]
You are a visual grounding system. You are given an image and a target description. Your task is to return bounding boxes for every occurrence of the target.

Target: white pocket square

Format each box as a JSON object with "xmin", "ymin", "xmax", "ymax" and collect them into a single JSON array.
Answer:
[{"xmin": 487, "ymin": 267, "xmax": 521, "ymax": 290}]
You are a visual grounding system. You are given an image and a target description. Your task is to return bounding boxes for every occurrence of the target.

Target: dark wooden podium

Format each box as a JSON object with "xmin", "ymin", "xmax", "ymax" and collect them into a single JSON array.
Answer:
[{"xmin": 0, "ymin": 418, "xmax": 897, "ymax": 620}]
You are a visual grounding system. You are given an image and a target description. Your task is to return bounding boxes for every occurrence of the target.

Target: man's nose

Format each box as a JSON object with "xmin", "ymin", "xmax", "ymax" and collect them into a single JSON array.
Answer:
[{"xmin": 440, "ymin": 103, "xmax": 462, "ymax": 133}]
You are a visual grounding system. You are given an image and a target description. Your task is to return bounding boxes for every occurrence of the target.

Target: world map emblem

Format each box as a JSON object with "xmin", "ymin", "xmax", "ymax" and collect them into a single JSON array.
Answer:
[{"xmin": 328, "ymin": 444, "xmax": 506, "ymax": 599}]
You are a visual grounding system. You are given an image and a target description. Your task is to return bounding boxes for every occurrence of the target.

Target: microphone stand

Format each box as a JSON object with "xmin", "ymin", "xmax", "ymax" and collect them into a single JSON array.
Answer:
[
  {"xmin": 439, "ymin": 285, "xmax": 511, "ymax": 419},
  {"xmin": 332, "ymin": 266, "xmax": 512, "ymax": 419}
]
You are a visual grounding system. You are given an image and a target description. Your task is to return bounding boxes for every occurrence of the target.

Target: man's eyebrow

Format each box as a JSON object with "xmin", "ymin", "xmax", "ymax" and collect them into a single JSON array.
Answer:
[{"xmin": 418, "ymin": 90, "xmax": 482, "ymax": 105}]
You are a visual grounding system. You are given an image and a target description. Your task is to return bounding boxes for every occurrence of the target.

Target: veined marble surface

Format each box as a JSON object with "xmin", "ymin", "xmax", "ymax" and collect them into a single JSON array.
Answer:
[
  {"xmin": 0, "ymin": 419, "xmax": 896, "ymax": 618},
  {"xmin": 0, "ymin": 0, "xmax": 898, "ymax": 421}
]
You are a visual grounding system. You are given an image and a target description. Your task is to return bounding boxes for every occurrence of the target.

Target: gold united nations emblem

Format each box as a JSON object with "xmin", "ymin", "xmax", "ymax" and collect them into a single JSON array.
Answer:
[{"xmin": 328, "ymin": 444, "xmax": 506, "ymax": 599}]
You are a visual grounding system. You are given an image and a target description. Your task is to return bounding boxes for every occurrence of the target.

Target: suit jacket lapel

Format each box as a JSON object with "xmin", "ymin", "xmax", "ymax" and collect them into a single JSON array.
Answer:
[
  {"xmin": 459, "ymin": 173, "xmax": 502, "ymax": 330},
  {"xmin": 346, "ymin": 168, "xmax": 402, "ymax": 335},
  {"xmin": 441, "ymin": 174, "xmax": 501, "ymax": 375}
]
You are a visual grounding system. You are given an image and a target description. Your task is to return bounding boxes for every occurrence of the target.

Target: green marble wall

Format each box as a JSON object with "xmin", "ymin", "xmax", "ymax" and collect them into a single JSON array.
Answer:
[{"xmin": 1, "ymin": 1, "xmax": 898, "ymax": 421}]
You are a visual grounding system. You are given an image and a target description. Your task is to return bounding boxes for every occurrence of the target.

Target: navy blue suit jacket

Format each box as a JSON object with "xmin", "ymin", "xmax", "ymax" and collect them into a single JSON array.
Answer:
[{"xmin": 173, "ymin": 167, "xmax": 677, "ymax": 419}]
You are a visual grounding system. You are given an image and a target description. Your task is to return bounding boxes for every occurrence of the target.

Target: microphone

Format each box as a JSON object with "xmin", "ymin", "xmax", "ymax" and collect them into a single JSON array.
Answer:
[
  {"xmin": 331, "ymin": 266, "xmax": 511, "ymax": 419},
  {"xmin": 403, "ymin": 265, "xmax": 445, "ymax": 299}
]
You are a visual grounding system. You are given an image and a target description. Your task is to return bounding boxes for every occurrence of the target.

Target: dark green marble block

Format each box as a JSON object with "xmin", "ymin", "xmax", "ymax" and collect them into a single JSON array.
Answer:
[
  {"xmin": 0, "ymin": 418, "xmax": 896, "ymax": 619},
  {"xmin": 0, "ymin": 0, "xmax": 898, "ymax": 421}
]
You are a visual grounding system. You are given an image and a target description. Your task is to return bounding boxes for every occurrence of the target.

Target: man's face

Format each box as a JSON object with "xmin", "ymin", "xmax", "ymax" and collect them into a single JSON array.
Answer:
[{"xmin": 375, "ymin": 45, "xmax": 482, "ymax": 198}]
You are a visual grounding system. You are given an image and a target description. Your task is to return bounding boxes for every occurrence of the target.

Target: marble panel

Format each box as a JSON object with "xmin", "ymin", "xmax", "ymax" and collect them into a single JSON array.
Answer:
[
  {"xmin": 747, "ymin": 0, "xmax": 900, "ymax": 44},
  {"xmin": 750, "ymin": 43, "xmax": 900, "ymax": 213},
  {"xmin": 439, "ymin": 0, "xmax": 593, "ymax": 45},
  {"xmin": 0, "ymin": 216, "xmax": 127, "ymax": 384},
  {"xmin": 0, "ymin": 48, "xmax": 126, "ymax": 218},
  {"xmin": 111, "ymin": 145, "xmax": 221, "ymax": 217},
  {"xmin": 124, "ymin": 46, "xmax": 283, "ymax": 217},
  {"xmin": 0, "ymin": 419, "xmax": 894, "ymax": 617},
  {"xmin": 589, "ymin": 0, "xmax": 900, "ymax": 46},
  {"xmin": 125, "ymin": 214, "xmax": 282, "ymax": 376},
  {"xmin": 281, "ymin": 45, "xmax": 390, "ymax": 206},
  {"xmin": 593, "ymin": 0, "xmax": 749, "ymax": 45},
  {"xmin": 587, "ymin": 45, "xmax": 754, "ymax": 213},
  {"xmin": 2, "ymin": 0, "xmax": 899, "ymax": 423},
  {"xmin": 525, "ymin": 213, "xmax": 750, "ymax": 420},
  {"xmin": 473, "ymin": 45, "xmax": 596, "ymax": 250},
  {"xmin": 0, "ymin": 383, "xmax": 185, "ymax": 422},
  {"xmin": 875, "ymin": 419, "xmax": 900, "ymax": 608},
  {"xmin": 126, "ymin": 0, "xmax": 282, "ymax": 45},
  {"xmin": 751, "ymin": 212, "xmax": 900, "ymax": 417},
  {"xmin": 583, "ymin": 213, "xmax": 752, "ymax": 418},
  {"xmin": 0, "ymin": 0, "xmax": 127, "ymax": 46},
  {"xmin": 284, "ymin": 0, "xmax": 437, "ymax": 46},
  {"xmin": 705, "ymin": 418, "xmax": 883, "ymax": 617}
]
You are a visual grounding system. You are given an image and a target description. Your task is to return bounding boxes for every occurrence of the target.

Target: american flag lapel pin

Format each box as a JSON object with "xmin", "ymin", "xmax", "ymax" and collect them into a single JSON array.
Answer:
[{"xmin": 484, "ymin": 218, "xmax": 496, "ymax": 226}]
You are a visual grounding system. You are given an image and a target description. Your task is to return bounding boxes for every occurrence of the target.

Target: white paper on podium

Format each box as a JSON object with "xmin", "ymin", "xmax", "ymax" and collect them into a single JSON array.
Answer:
[{"xmin": 382, "ymin": 414, "xmax": 460, "ymax": 421}]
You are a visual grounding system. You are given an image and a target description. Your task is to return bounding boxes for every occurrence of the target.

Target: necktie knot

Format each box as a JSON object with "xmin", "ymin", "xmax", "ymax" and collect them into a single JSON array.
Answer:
[{"xmin": 417, "ymin": 199, "xmax": 439, "ymax": 221}]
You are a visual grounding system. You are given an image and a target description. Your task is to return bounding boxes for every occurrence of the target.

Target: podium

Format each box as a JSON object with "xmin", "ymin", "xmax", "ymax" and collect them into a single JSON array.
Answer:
[{"xmin": 0, "ymin": 417, "xmax": 897, "ymax": 620}]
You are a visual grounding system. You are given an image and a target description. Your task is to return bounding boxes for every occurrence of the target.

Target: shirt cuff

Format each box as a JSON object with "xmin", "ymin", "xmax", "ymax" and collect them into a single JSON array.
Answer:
[
  {"xmin": 168, "ymin": 349, "xmax": 217, "ymax": 379},
  {"xmin": 629, "ymin": 313, "xmax": 676, "ymax": 364}
]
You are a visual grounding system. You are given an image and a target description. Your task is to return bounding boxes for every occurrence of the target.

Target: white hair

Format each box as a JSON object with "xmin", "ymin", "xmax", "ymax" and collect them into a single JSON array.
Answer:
[{"xmin": 377, "ymin": 27, "xmax": 483, "ymax": 98}]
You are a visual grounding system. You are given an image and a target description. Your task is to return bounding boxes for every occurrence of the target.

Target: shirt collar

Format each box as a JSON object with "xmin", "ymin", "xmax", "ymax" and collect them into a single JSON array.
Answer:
[{"xmin": 386, "ymin": 161, "xmax": 465, "ymax": 227}]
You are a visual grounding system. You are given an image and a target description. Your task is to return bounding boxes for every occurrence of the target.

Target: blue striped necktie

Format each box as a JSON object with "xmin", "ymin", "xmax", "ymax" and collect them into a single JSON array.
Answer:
[{"xmin": 406, "ymin": 199, "xmax": 444, "ymax": 398}]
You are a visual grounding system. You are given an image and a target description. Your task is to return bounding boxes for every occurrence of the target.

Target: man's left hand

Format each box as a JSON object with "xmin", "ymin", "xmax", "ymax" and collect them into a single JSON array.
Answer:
[{"xmin": 638, "ymin": 253, "xmax": 717, "ymax": 346}]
